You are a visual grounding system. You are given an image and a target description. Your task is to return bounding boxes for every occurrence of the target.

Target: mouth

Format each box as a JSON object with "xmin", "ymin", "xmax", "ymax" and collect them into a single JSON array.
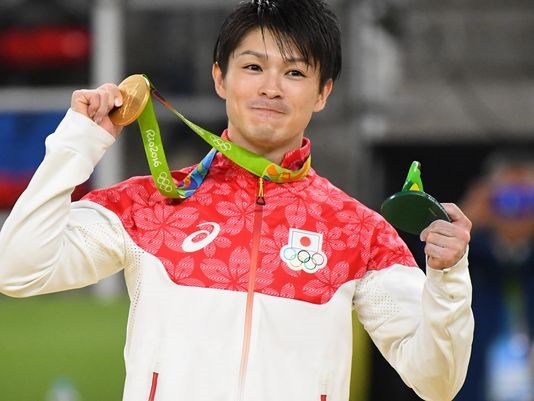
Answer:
[
  {"xmin": 251, "ymin": 107, "xmax": 285, "ymax": 117},
  {"xmin": 248, "ymin": 100, "xmax": 289, "ymax": 116}
]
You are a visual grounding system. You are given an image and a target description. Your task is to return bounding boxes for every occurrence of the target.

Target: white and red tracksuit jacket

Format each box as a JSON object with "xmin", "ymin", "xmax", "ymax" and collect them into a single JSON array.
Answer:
[{"xmin": 0, "ymin": 110, "xmax": 473, "ymax": 401}]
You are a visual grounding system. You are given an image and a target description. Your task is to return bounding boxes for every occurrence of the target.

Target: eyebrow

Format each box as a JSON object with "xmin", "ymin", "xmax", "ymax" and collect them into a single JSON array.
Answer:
[{"xmin": 236, "ymin": 50, "xmax": 307, "ymax": 65}]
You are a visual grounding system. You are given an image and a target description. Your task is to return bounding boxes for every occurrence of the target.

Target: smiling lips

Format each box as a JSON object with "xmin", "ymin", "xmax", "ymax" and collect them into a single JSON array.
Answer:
[{"xmin": 248, "ymin": 100, "xmax": 290, "ymax": 115}]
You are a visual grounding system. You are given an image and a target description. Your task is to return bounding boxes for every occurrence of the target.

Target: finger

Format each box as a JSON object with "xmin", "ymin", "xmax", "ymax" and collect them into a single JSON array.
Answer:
[
  {"xmin": 86, "ymin": 92, "xmax": 101, "ymax": 120},
  {"xmin": 99, "ymin": 83, "xmax": 123, "ymax": 109},
  {"xmin": 108, "ymin": 84, "xmax": 123, "ymax": 107},
  {"xmin": 442, "ymin": 203, "xmax": 472, "ymax": 231},
  {"xmin": 424, "ymin": 229, "xmax": 455, "ymax": 249},
  {"xmin": 420, "ymin": 219, "xmax": 453, "ymax": 242},
  {"xmin": 93, "ymin": 89, "xmax": 115, "ymax": 124},
  {"xmin": 70, "ymin": 86, "xmax": 124, "ymax": 138},
  {"xmin": 425, "ymin": 229, "xmax": 468, "ymax": 253},
  {"xmin": 425, "ymin": 242, "xmax": 449, "ymax": 265},
  {"xmin": 420, "ymin": 204, "xmax": 472, "ymax": 241},
  {"xmin": 422, "ymin": 222, "xmax": 470, "ymax": 269},
  {"xmin": 95, "ymin": 83, "xmax": 124, "ymax": 124},
  {"xmin": 423, "ymin": 219, "xmax": 470, "ymax": 247},
  {"xmin": 71, "ymin": 85, "xmax": 123, "ymax": 121},
  {"xmin": 71, "ymin": 89, "xmax": 94, "ymax": 117},
  {"xmin": 425, "ymin": 241, "xmax": 466, "ymax": 269}
]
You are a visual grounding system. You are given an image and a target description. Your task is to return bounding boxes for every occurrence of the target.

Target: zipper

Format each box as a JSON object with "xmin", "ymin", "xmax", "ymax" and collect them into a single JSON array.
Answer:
[
  {"xmin": 320, "ymin": 371, "xmax": 329, "ymax": 401},
  {"xmin": 256, "ymin": 176, "xmax": 266, "ymax": 205},
  {"xmin": 237, "ymin": 177, "xmax": 265, "ymax": 401},
  {"xmin": 148, "ymin": 372, "xmax": 159, "ymax": 401}
]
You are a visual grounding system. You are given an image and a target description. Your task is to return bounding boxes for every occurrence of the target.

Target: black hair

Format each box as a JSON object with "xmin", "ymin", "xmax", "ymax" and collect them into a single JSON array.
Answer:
[{"xmin": 213, "ymin": 0, "xmax": 342, "ymax": 89}]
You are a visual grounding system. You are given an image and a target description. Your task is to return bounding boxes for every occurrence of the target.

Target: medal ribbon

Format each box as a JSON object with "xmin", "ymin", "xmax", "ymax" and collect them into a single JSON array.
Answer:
[{"xmin": 136, "ymin": 76, "xmax": 311, "ymax": 199}]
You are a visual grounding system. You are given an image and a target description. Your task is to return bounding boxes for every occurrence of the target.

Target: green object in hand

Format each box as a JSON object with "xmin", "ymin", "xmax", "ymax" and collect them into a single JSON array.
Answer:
[
  {"xmin": 381, "ymin": 161, "xmax": 450, "ymax": 235},
  {"xmin": 402, "ymin": 161, "xmax": 424, "ymax": 192}
]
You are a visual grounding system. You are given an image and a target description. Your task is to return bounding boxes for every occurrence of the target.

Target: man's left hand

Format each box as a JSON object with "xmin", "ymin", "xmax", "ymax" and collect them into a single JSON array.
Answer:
[{"xmin": 420, "ymin": 203, "xmax": 472, "ymax": 270}]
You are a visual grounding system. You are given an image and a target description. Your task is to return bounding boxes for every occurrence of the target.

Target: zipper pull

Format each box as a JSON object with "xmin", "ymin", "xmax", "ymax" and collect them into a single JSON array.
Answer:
[{"xmin": 256, "ymin": 177, "xmax": 266, "ymax": 205}]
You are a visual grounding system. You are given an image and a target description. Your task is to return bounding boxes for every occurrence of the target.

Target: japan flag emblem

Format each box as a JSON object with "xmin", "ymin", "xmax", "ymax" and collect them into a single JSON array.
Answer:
[{"xmin": 280, "ymin": 228, "xmax": 328, "ymax": 273}]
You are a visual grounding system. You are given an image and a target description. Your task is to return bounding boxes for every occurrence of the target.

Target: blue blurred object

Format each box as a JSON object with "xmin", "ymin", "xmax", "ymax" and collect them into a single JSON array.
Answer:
[
  {"xmin": 45, "ymin": 376, "xmax": 82, "ymax": 401},
  {"xmin": 485, "ymin": 278, "xmax": 533, "ymax": 401},
  {"xmin": 0, "ymin": 112, "xmax": 64, "ymax": 208},
  {"xmin": 486, "ymin": 332, "xmax": 532, "ymax": 401},
  {"xmin": 491, "ymin": 185, "xmax": 534, "ymax": 218}
]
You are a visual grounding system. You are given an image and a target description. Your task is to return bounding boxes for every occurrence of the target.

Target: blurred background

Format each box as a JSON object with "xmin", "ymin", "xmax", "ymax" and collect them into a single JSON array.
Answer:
[{"xmin": 0, "ymin": 0, "xmax": 533, "ymax": 400}]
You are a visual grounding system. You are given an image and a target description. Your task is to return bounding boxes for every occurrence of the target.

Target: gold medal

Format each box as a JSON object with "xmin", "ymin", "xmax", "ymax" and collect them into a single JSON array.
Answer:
[{"xmin": 109, "ymin": 74, "xmax": 151, "ymax": 126}]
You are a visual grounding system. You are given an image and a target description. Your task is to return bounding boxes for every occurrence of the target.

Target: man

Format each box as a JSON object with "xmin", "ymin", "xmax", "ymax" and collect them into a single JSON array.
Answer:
[
  {"xmin": 456, "ymin": 150, "xmax": 533, "ymax": 401},
  {"xmin": 0, "ymin": 1, "xmax": 473, "ymax": 400}
]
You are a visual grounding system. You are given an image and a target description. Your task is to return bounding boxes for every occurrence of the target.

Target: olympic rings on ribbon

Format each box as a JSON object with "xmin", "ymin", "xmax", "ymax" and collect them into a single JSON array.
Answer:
[
  {"xmin": 156, "ymin": 171, "xmax": 174, "ymax": 193},
  {"xmin": 212, "ymin": 138, "xmax": 232, "ymax": 152}
]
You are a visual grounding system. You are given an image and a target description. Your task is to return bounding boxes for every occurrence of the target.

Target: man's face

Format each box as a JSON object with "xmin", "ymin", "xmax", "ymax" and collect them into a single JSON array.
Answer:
[
  {"xmin": 212, "ymin": 28, "xmax": 332, "ymax": 163},
  {"xmin": 491, "ymin": 165, "xmax": 534, "ymax": 242}
]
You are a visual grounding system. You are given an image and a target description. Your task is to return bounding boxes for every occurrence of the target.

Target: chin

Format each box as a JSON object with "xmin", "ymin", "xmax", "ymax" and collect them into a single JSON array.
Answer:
[{"xmin": 247, "ymin": 125, "xmax": 280, "ymax": 140}]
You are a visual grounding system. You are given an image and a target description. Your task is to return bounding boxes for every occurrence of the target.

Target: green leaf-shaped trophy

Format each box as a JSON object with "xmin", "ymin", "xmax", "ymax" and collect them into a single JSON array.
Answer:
[{"xmin": 380, "ymin": 161, "xmax": 450, "ymax": 235}]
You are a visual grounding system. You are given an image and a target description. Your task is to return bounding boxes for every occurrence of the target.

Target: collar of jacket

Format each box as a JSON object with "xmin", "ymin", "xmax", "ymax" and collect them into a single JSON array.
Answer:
[{"xmin": 219, "ymin": 129, "xmax": 311, "ymax": 172}]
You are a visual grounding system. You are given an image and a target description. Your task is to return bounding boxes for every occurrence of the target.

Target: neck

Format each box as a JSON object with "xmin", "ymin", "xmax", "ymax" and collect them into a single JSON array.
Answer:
[
  {"xmin": 226, "ymin": 132, "xmax": 302, "ymax": 166},
  {"xmin": 252, "ymin": 147, "xmax": 288, "ymax": 165}
]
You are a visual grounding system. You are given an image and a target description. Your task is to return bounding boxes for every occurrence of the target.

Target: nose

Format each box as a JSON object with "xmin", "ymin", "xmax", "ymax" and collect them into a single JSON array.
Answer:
[{"xmin": 259, "ymin": 72, "xmax": 282, "ymax": 98}]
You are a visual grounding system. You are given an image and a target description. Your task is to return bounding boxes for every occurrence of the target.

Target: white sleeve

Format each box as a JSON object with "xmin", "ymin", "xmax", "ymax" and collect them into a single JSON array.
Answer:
[
  {"xmin": 353, "ymin": 252, "xmax": 474, "ymax": 401},
  {"xmin": 0, "ymin": 109, "xmax": 126, "ymax": 297}
]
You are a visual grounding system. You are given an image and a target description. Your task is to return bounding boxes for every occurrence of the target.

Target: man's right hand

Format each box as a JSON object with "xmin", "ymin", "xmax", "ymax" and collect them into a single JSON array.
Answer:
[{"xmin": 71, "ymin": 83, "xmax": 123, "ymax": 138}]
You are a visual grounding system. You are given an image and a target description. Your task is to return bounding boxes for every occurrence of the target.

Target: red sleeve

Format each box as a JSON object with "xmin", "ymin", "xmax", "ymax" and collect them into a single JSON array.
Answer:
[{"xmin": 367, "ymin": 216, "xmax": 418, "ymax": 271}]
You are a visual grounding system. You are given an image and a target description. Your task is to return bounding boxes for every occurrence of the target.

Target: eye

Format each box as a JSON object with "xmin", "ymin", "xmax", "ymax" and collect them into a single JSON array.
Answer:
[
  {"xmin": 287, "ymin": 69, "xmax": 305, "ymax": 78},
  {"xmin": 244, "ymin": 64, "xmax": 262, "ymax": 72}
]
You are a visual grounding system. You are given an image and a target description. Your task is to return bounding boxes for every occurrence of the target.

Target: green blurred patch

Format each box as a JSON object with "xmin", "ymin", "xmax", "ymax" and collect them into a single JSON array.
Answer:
[
  {"xmin": 350, "ymin": 311, "xmax": 370, "ymax": 401},
  {"xmin": 0, "ymin": 293, "xmax": 129, "ymax": 401},
  {"xmin": 0, "ymin": 295, "xmax": 369, "ymax": 401}
]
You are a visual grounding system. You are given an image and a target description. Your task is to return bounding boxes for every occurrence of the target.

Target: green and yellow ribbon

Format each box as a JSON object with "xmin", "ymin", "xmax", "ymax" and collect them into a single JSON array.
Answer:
[{"xmin": 136, "ymin": 75, "xmax": 311, "ymax": 199}]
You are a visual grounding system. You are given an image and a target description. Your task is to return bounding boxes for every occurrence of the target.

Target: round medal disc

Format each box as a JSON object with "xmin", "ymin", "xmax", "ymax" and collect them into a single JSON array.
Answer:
[
  {"xmin": 381, "ymin": 191, "xmax": 450, "ymax": 235},
  {"xmin": 109, "ymin": 74, "xmax": 151, "ymax": 126}
]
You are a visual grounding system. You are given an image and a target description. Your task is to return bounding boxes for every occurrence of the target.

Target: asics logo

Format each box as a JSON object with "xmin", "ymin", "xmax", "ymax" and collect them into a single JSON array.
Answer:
[{"xmin": 182, "ymin": 222, "xmax": 221, "ymax": 253}]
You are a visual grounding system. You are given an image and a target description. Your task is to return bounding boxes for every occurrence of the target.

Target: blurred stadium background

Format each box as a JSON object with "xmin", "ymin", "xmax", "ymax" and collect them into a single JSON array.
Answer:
[{"xmin": 0, "ymin": 0, "xmax": 533, "ymax": 400}]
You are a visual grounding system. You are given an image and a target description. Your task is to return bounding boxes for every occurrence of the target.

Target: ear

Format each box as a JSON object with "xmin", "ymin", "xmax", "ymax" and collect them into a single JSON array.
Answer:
[
  {"xmin": 313, "ymin": 79, "xmax": 334, "ymax": 112},
  {"xmin": 212, "ymin": 62, "xmax": 226, "ymax": 100}
]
